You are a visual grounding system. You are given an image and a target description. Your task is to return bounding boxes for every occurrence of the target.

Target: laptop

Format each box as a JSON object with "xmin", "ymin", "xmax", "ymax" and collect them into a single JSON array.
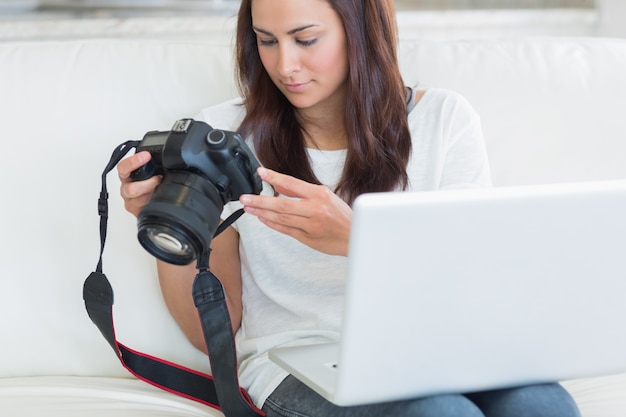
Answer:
[{"xmin": 269, "ymin": 179, "xmax": 626, "ymax": 406}]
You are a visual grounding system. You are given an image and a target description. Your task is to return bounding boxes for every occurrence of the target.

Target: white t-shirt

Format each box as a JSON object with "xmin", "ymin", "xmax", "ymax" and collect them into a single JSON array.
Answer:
[{"xmin": 195, "ymin": 88, "xmax": 492, "ymax": 407}]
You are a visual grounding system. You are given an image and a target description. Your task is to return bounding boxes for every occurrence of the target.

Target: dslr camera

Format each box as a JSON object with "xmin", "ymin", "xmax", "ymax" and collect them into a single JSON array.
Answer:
[{"xmin": 130, "ymin": 118, "xmax": 263, "ymax": 266}]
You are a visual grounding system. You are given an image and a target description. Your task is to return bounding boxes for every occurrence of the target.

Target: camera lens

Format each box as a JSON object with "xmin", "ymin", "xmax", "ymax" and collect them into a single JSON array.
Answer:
[
  {"xmin": 144, "ymin": 226, "xmax": 193, "ymax": 258},
  {"xmin": 136, "ymin": 172, "xmax": 224, "ymax": 266},
  {"xmin": 137, "ymin": 218, "xmax": 202, "ymax": 266}
]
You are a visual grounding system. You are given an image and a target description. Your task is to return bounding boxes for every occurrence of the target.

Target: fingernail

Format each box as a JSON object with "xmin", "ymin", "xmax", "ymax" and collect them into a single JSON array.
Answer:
[
  {"xmin": 257, "ymin": 167, "xmax": 267, "ymax": 178},
  {"xmin": 240, "ymin": 195, "xmax": 251, "ymax": 205}
]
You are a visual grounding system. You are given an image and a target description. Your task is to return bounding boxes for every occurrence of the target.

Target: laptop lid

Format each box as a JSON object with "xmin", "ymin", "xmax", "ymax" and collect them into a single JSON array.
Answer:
[{"xmin": 270, "ymin": 179, "xmax": 626, "ymax": 406}]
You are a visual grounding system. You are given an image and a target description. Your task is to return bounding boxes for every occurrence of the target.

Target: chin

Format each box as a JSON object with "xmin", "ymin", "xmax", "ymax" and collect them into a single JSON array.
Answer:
[{"xmin": 284, "ymin": 95, "xmax": 318, "ymax": 110}]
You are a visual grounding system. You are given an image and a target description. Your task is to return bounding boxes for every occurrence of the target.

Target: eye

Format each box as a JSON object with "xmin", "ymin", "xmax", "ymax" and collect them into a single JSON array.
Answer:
[
  {"xmin": 258, "ymin": 38, "xmax": 277, "ymax": 47},
  {"xmin": 297, "ymin": 38, "xmax": 318, "ymax": 47}
]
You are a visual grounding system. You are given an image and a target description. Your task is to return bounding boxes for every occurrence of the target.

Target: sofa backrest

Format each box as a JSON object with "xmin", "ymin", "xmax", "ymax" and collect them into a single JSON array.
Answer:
[
  {"xmin": 398, "ymin": 37, "xmax": 626, "ymax": 186},
  {"xmin": 0, "ymin": 38, "xmax": 239, "ymax": 378},
  {"xmin": 1, "ymin": 37, "xmax": 625, "ymax": 378}
]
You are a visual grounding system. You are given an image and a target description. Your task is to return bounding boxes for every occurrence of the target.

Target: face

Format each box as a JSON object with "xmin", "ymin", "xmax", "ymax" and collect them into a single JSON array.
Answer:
[{"xmin": 251, "ymin": 0, "xmax": 349, "ymax": 114}]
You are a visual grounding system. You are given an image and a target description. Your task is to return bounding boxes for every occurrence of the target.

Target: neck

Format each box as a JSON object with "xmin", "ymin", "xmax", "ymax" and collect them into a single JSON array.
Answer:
[
  {"xmin": 298, "ymin": 107, "xmax": 347, "ymax": 151},
  {"xmin": 303, "ymin": 126, "xmax": 347, "ymax": 151}
]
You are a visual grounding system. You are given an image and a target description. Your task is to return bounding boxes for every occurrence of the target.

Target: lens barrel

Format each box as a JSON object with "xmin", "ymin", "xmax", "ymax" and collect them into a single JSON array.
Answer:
[{"xmin": 136, "ymin": 171, "xmax": 224, "ymax": 265}]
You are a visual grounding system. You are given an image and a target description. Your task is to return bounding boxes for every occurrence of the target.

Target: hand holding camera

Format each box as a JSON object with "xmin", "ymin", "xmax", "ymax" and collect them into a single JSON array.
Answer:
[
  {"xmin": 118, "ymin": 119, "xmax": 263, "ymax": 265},
  {"xmin": 118, "ymin": 151, "xmax": 161, "ymax": 218}
]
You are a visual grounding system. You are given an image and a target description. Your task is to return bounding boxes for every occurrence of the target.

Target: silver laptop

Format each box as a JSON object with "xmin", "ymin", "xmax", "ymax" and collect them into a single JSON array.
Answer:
[{"xmin": 269, "ymin": 179, "xmax": 626, "ymax": 406}]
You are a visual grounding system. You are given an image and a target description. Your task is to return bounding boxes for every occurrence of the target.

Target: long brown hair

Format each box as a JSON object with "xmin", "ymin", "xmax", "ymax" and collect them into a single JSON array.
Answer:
[{"xmin": 235, "ymin": 0, "xmax": 411, "ymax": 205}]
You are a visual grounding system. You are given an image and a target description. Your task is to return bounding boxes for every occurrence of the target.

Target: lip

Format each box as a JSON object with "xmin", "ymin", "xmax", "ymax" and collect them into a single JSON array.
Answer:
[{"xmin": 283, "ymin": 81, "xmax": 310, "ymax": 93}]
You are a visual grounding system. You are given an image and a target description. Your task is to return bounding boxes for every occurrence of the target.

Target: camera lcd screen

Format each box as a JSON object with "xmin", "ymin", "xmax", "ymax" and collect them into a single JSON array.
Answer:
[{"xmin": 140, "ymin": 132, "xmax": 168, "ymax": 148}]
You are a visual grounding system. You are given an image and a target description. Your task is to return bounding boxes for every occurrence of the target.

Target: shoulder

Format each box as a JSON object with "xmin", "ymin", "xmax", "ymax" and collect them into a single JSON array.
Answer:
[
  {"xmin": 194, "ymin": 97, "xmax": 246, "ymax": 131},
  {"xmin": 406, "ymin": 88, "xmax": 491, "ymax": 190},
  {"xmin": 413, "ymin": 89, "xmax": 427, "ymax": 106},
  {"xmin": 410, "ymin": 88, "xmax": 480, "ymax": 126},
  {"xmin": 414, "ymin": 88, "xmax": 476, "ymax": 112},
  {"xmin": 407, "ymin": 87, "xmax": 484, "ymax": 150}
]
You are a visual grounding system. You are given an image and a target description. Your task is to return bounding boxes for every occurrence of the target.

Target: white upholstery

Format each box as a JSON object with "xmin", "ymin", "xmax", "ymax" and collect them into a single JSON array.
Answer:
[
  {"xmin": 1, "ymin": 34, "xmax": 626, "ymax": 416},
  {"xmin": 0, "ymin": 376, "xmax": 219, "ymax": 417}
]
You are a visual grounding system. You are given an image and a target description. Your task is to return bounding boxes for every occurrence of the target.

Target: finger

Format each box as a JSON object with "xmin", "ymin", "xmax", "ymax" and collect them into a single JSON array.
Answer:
[
  {"xmin": 241, "ymin": 193, "xmax": 317, "ymax": 219},
  {"xmin": 117, "ymin": 151, "xmax": 152, "ymax": 181},
  {"xmin": 256, "ymin": 216, "xmax": 306, "ymax": 239},
  {"xmin": 257, "ymin": 167, "xmax": 315, "ymax": 199},
  {"xmin": 121, "ymin": 175, "xmax": 161, "ymax": 200}
]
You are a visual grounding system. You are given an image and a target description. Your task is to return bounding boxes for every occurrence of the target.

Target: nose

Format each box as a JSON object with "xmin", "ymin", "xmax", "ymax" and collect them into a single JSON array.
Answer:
[{"xmin": 276, "ymin": 43, "xmax": 300, "ymax": 77}]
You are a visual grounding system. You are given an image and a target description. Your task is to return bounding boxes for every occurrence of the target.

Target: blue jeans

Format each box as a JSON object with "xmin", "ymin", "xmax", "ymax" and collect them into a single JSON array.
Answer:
[{"xmin": 262, "ymin": 375, "xmax": 581, "ymax": 417}]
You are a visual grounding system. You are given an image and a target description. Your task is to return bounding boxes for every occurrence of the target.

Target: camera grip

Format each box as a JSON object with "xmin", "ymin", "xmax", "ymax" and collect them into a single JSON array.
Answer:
[{"xmin": 130, "ymin": 161, "xmax": 161, "ymax": 182}]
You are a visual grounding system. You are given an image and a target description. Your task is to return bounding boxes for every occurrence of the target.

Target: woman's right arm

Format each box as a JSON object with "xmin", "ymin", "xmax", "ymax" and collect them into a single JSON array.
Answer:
[
  {"xmin": 155, "ymin": 226, "xmax": 242, "ymax": 353},
  {"xmin": 118, "ymin": 152, "xmax": 243, "ymax": 354}
]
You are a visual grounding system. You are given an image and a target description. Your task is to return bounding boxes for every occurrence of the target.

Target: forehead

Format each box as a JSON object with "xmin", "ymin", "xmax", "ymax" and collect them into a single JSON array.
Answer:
[{"xmin": 251, "ymin": 0, "xmax": 340, "ymax": 32}]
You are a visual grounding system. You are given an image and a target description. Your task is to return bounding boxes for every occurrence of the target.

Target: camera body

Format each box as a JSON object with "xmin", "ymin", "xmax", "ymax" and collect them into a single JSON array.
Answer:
[
  {"xmin": 131, "ymin": 118, "xmax": 262, "ymax": 203},
  {"xmin": 131, "ymin": 119, "xmax": 263, "ymax": 265}
]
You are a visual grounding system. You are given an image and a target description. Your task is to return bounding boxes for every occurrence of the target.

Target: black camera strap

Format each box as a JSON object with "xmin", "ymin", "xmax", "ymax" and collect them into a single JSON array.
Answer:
[{"xmin": 83, "ymin": 141, "xmax": 264, "ymax": 416}]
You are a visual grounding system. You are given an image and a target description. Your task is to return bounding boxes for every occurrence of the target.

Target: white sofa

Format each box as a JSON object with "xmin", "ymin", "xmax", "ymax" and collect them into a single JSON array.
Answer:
[{"xmin": 2, "ymin": 32, "xmax": 626, "ymax": 416}]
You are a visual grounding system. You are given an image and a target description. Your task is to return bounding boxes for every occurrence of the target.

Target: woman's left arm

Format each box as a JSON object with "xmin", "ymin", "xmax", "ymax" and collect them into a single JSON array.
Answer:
[
  {"xmin": 440, "ymin": 94, "xmax": 492, "ymax": 190},
  {"xmin": 239, "ymin": 167, "xmax": 352, "ymax": 256}
]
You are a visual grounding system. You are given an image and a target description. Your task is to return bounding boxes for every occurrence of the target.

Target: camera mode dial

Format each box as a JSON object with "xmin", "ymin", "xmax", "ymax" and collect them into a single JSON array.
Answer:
[{"xmin": 207, "ymin": 129, "xmax": 227, "ymax": 149}]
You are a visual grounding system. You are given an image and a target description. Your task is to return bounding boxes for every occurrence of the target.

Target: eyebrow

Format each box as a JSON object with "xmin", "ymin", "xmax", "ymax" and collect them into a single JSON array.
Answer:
[{"xmin": 252, "ymin": 24, "xmax": 318, "ymax": 36}]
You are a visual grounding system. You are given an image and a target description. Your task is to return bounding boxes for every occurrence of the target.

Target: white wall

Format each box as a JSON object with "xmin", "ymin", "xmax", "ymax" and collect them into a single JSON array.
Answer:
[
  {"xmin": 597, "ymin": 0, "xmax": 626, "ymax": 38},
  {"xmin": 1, "ymin": 0, "xmax": 625, "ymax": 41}
]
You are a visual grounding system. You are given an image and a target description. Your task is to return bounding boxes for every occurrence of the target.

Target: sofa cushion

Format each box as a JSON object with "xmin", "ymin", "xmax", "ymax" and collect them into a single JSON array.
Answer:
[
  {"xmin": 0, "ymin": 376, "xmax": 222, "ymax": 416},
  {"xmin": 563, "ymin": 375, "xmax": 626, "ymax": 417}
]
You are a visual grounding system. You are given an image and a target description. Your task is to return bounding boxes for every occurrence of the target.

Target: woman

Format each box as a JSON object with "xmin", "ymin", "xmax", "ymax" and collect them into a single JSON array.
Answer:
[{"xmin": 118, "ymin": 0, "xmax": 581, "ymax": 416}]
